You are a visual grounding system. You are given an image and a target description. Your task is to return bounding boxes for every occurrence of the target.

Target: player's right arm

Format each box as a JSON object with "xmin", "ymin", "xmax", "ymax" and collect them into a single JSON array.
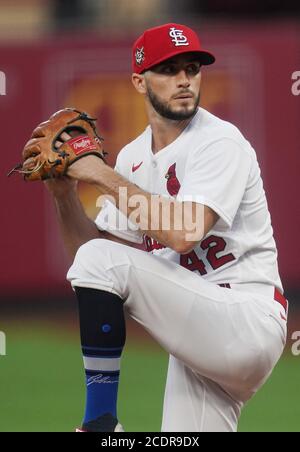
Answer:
[{"xmin": 45, "ymin": 178, "xmax": 141, "ymax": 261}]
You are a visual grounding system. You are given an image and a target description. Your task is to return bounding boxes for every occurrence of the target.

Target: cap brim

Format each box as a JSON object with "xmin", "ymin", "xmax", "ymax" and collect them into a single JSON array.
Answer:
[{"xmin": 198, "ymin": 50, "xmax": 215, "ymax": 65}]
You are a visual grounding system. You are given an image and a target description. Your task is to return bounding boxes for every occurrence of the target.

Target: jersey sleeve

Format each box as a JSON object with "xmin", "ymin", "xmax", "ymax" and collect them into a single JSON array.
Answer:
[
  {"xmin": 94, "ymin": 151, "xmax": 144, "ymax": 244},
  {"xmin": 177, "ymin": 138, "xmax": 252, "ymax": 228},
  {"xmin": 95, "ymin": 199, "xmax": 144, "ymax": 244}
]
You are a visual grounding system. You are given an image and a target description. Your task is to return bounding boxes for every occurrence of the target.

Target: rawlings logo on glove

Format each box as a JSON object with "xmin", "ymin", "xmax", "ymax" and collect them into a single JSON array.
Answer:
[
  {"xmin": 70, "ymin": 137, "xmax": 98, "ymax": 154},
  {"xmin": 8, "ymin": 108, "xmax": 107, "ymax": 181}
]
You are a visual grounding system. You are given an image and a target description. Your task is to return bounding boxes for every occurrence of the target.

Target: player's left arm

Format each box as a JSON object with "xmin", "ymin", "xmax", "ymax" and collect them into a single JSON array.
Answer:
[{"xmin": 67, "ymin": 156, "xmax": 219, "ymax": 254}]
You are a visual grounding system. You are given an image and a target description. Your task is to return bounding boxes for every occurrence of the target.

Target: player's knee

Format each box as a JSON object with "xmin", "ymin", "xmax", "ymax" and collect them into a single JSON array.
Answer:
[
  {"xmin": 75, "ymin": 238, "xmax": 109, "ymax": 264},
  {"xmin": 73, "ymin": 240, "xmax": 95, "ymax": 265},
  {"xmin": 225, "ymin": 343, "xmax": 268, "ymax": 394},
  {"xmin": 67, "ymin": 239, "xmax": 109, "ymax": 282}
]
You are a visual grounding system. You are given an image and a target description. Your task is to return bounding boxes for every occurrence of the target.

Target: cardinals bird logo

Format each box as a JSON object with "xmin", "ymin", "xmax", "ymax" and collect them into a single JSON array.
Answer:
[{"xmin": 165, "ymin": 163, "xmax": 181, "ymax": 196}]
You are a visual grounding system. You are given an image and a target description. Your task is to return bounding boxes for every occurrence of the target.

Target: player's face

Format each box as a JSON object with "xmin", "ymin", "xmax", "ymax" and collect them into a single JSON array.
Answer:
[{"xmin": 144, "ymin": 54, "xmax": 202, "ymax": 120}]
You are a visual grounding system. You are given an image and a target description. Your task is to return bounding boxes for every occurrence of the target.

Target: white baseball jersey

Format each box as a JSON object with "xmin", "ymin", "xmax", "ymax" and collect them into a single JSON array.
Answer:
[
  {"xmin": 68, "ymin": 107, "xmax": 286, "ymax": 431},
  {"xmin": 95, "ymin": 107, "xmax": 283, "ymax": 296}
]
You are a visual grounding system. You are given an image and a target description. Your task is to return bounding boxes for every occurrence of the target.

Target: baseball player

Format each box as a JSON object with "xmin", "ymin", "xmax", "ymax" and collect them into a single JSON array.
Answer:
[{"xmin": 22, "ymin": 23, "xmax": 288, "ymax": 432}]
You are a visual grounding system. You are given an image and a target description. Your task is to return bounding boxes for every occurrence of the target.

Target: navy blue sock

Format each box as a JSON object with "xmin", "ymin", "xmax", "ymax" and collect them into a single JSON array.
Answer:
[{"xmin": 75, "ymin": 287, "xmax": 126, "ymax": 424}]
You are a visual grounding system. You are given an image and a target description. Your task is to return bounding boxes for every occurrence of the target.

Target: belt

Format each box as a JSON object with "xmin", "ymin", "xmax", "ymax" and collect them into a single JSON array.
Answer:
[
  {"xmin": 218, "ymin": 283, "xmax": 288, "ymax": 314},
  {"xmin": 274, "ymin": 288, "xmax": 288, "ymax": 314}
]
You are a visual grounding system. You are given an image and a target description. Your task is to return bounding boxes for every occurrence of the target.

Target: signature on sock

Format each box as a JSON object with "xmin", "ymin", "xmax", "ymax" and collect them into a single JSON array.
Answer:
[{"xmin": 87, "ymin": 374, "xmax": 119, "ymax": 386}]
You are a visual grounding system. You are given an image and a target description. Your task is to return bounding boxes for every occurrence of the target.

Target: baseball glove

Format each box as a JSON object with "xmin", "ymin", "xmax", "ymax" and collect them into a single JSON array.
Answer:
[{"xmin": 8, "ymin": 108, "xmax": 106, "ymax": 181}]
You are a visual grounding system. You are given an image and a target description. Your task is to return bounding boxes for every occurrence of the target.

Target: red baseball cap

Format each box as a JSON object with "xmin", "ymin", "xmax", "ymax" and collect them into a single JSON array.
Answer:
[{"xmin": 132, "ymin": 23, "xmax": 215, "ymax": 74}]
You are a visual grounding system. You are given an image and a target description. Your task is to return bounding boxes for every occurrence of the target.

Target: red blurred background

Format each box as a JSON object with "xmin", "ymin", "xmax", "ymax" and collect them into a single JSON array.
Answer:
[{"xmin": 0, "ymin": 19, "xmax": 299, "ymax": 302}]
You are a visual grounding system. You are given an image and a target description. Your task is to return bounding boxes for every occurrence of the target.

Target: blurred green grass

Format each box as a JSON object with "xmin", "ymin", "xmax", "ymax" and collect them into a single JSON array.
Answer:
[{"xmin": 0, "ymin": 322, "xmax": 299, "ymax": 432}]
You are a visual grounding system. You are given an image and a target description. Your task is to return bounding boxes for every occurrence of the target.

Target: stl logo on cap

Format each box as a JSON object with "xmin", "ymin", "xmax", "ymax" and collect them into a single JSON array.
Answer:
[
  {"xmin": 169, "ymin": 27, "xmax": 189, "ymax": 47},
  {"xmin": 135, "ymin": 47, "xmax": 145, "ymax": 66}
]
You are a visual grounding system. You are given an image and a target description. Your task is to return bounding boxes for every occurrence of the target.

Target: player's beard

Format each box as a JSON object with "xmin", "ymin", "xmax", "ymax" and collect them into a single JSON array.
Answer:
[{"xmin": 146, "ymin": 84, "xmax": 200, "ymax": 121}]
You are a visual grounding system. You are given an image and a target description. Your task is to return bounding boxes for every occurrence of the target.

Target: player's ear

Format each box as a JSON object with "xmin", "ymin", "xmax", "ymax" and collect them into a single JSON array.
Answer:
[{"xmin": 131, "ymin": 73, "xmax": 147, "ymax": 94}]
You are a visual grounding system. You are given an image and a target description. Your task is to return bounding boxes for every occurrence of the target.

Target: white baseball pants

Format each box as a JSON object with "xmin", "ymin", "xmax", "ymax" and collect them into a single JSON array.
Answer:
[{"xmin": 67, "ymin": 239, "xmax": 287, "ymax": 432}]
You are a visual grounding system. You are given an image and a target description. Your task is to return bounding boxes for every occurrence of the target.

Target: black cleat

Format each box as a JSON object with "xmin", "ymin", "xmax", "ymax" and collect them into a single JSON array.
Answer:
[{"xmin": 76, "ymin": 413, "xmax": 124, "ymax": 432}]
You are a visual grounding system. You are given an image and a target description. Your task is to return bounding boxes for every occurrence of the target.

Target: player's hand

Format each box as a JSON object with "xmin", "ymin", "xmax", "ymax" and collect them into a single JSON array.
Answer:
[
  {"xmin": 67, "ymin": 154, "xmax": 105, "ymax": 181},
  {"xmin": 56, "ymin": 130, "xmax": 106, "ymax": 182}
]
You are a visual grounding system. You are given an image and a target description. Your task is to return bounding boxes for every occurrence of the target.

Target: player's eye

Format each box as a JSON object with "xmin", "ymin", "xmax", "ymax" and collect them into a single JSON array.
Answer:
[
  {"xmin": 154, "ymin": 64, "xmax": 177, "ymax": 75},
  {"xmin": 152, "ymin": 61, "xmax": 201, "ymax": 76},
  {"xmin": 163, "ymin": 64, "xmax": 177, "ymax": 74},
  {"xmin": 186, "ymin": 63, "xmax": 201, "ymax": 75}
]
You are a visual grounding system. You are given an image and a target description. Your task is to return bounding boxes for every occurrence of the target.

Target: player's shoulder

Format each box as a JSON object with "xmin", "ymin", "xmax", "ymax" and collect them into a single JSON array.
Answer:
[
  {"xmin": 196, "ymin": 108, "xmax": 247, "ymax": 146},
  {"xmin": 192, "ymin": 108, "xmax": 256, "ymax": 163}
]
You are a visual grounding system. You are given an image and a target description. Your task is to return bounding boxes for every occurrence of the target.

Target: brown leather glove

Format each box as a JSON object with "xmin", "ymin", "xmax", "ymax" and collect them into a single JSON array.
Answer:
[{"xmin": 8, "ymin": 108, "xmax": 106, "ymax": 181}]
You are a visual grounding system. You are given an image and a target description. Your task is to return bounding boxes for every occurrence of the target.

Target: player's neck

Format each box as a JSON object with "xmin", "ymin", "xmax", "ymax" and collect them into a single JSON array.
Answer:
[{"xmin": 148, "ymin": 111, "xmax": 193, "ymax": 154}]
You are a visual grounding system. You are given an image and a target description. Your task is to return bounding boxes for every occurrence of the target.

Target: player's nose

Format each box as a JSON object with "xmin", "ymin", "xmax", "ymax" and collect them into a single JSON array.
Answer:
[{"xmin": 176, "ymin": 69, "xmax": 191, "ymax": 88}]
